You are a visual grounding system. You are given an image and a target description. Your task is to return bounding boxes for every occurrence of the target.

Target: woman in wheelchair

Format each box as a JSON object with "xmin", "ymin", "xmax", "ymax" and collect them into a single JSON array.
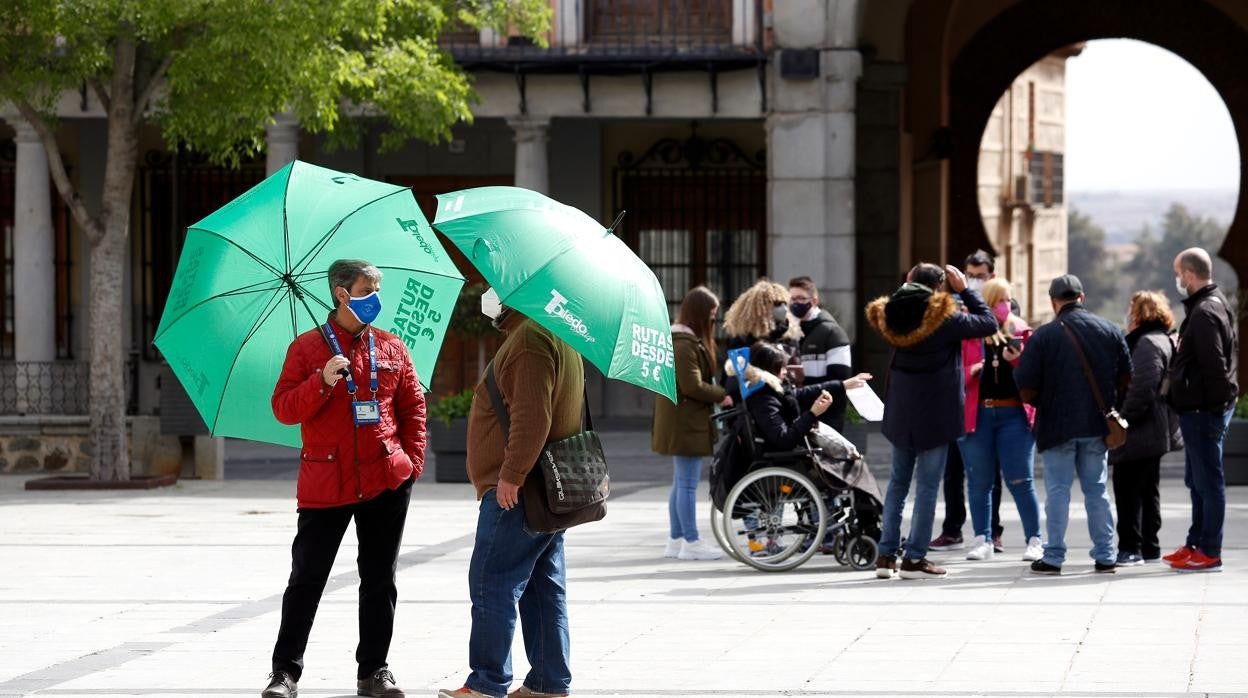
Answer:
[{"xmin": 736, "ymin": 342, "xmax": 871, "ymax": 452}]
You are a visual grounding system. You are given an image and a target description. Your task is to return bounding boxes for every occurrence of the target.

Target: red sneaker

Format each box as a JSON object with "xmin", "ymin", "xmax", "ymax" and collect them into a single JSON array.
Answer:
[
  {"xmin": 1173, "ymin": 549, "xmax": 1223, "ymax": 573},
  {"xmin": 1162, "ymin": 546, "xmax": 1193, "ymax": 564}
]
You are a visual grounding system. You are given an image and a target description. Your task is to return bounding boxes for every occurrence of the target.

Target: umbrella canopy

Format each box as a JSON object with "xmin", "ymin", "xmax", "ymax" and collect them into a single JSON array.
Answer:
[
  {"xmin": 432, "ymin": 186, "xmax": 677, "ymax": 403},
  {"xmin": 155, "ymin": 160, "xmax": 464, "ymax": 447}
]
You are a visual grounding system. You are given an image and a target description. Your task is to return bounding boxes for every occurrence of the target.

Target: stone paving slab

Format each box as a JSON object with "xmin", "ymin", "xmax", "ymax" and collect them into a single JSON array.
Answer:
[{"xmin": 0, "ymin": 474, "xmax": 1245, "ymax": 698}]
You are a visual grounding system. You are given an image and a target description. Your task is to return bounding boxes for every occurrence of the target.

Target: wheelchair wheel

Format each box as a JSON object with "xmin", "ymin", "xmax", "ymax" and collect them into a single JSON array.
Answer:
[
  {"xmin": 846, "ymin": 534, "xmax": 879, "ymax": 571},
  {"xmin": 722, "ymin": 466, "xmax": 827, "ymax": 572},
  {"xmin": 709, "ymin": 506, "xmax": 742, "ymax": 562},
  {"xmin": 829, "ymin": 531, "xmax": 850, "ymax": 565}
]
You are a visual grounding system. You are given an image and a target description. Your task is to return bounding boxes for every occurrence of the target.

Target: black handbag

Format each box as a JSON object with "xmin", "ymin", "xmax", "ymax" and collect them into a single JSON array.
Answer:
[{"xmin": 483, "ymin": 362, "xmax": 609, "ymax": 533}]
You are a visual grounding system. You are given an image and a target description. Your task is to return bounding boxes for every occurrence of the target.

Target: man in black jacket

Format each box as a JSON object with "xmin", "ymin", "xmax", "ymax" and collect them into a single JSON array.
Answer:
[
  {"xmin": 789, "ymin": 276, "xmax": 853, "ymax": 431},
  {"xmin": 1015, "ymin": 275, "xmax": 1131, "ymax": 576},
  {"xmin": 865, "ymin": 263, "xmax": 998, "ymax": 579},
  {"xmin": 1165, "ymin": 248, "xmax": 1238, "ymax": 573}
]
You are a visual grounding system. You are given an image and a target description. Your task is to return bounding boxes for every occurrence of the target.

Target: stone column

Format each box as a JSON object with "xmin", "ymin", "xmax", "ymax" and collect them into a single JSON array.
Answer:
[
  {"xmin": 766, "ymin": 0, "xmax": 862, "ymax": 338},
  {"xmin": 265, "ymin": 111, "xmax": 300, "ymax": 176},
  {"xmin": 507, "ymin": 116, "xmax": 551, "ymax": 194},
  {"xmin": 8, "ymin": 116, "xmax": 57, "ymax": 364}
]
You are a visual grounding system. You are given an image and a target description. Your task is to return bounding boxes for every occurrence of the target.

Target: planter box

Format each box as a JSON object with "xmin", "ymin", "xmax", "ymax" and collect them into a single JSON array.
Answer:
[
  {"xmin": 429, "ymin": 418, "xmax": 470, "ymax": 483},
  {"xmin": 1223, "ymin": 418, "xmax": 1248, "ymax": 486}
]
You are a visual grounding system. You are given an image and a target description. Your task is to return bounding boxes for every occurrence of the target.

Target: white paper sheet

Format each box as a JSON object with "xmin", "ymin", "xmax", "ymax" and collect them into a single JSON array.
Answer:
[{"xmin": 846, "ymin": 385, "xmax": 885, "ymax": 422}]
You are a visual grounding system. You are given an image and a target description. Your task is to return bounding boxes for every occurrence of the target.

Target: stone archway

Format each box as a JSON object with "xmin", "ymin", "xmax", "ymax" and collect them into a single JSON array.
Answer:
[{"xmin": 947, "ymin": 0, "xmax": 1248, "ymax": 289}]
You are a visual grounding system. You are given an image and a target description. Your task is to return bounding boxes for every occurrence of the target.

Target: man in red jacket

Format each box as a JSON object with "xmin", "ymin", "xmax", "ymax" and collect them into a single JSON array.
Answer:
[{"xmin": 262, "ymin": 259, "xmax": 427, "ymax": 698}]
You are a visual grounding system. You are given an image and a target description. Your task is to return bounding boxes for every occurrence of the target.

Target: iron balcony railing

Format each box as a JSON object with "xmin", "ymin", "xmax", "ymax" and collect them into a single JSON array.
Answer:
[
  {"xmin": 443, "ymin": 0, "xmax": 765, "ymax": 68},
  {"xmin": 0, "ymin": 359, "xmax": 140, "ymax": 416}
]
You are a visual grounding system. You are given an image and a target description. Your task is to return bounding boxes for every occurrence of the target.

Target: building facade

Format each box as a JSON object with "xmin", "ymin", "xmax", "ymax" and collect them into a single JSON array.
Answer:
[{"xmin": 7, "ymin": 0, "xmax": 1248, "ymax": 476}]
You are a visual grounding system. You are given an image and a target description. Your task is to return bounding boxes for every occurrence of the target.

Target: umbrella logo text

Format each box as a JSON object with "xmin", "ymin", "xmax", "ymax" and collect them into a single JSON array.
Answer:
[
  {"xmin": 397, "ymin": 217, "xmax": 441, "ymax": 263},
  {"xmin": 390, "ymin": 278, "xmax": 441, "ymax": 349},
  {"xmin": 545, "ymin": 290, "xmax": 596, "ymax": 343}
]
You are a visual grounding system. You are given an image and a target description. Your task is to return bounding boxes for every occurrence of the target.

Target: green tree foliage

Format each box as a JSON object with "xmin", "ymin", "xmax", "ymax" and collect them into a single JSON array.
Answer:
[
  {"xmin": 0, "ymin": 0, "xmax": 549, "ymax": 479},
  {"xmin": 1067, "ymin": 207, "xmax": 1119, "ymax": 315},
  {"xmin": 1124, "ymin": 203, "xmax": 1237, "ymax": 310}
]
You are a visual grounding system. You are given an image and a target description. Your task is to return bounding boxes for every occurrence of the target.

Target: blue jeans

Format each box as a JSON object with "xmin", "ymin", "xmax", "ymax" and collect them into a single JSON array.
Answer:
[
  {"xmin": 879, "ymin": 443, "xmax": 948, "ymax": 561},
  {"xmin": 1040, "ymin": 437, "xmax": 1115, "ymax": 566},
  {"xmin": 958, "ymin": 406, "xmax": 1041, "ymax": 542},
  {"xmin": 465, "ymin": 492, "xmax": 571, "ymax": 697},
  {"xmin": 669, "ymin": 456, "xmax": 702, "ymax": 541},
  {"xmin": 1179, "ymin": 408, "xmax": 1233, "ymax": 558}
]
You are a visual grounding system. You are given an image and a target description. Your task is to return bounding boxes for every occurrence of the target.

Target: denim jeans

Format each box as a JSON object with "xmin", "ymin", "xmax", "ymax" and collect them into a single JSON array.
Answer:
[
  {"xmin": 958, "ymin": 406, "xmax": 1041, "ymax": 543},
  {"xmin": 1040, "ymin": 437, "xmax": 1115, "ymax": 566},
  {"xmin": 879, "ymin": 443, "xmax": 948, "ymax": 561},
  {"xmin": 1179, "ymin": 408, "xmax": 1233, "ymax": 558},
  {"xmin": 940, "ymin": 441, "xmax": 1003, "ymax": 538},
  {"xmin": 465, "ymin": 492, "xmax": 571, "ymax": 697},
  {"xmin": 669, "ymin": 456, "xmax": 703, "ymax": 541}
]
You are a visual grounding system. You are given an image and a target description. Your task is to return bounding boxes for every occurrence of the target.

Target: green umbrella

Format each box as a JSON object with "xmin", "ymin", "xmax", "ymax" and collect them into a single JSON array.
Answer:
[
  {"xmin": 432, "ymin": 186, "xmax": 677, "ymax": 403},
  {"xmin": 154, "ymin": 160, "xmax": 464, "ymax": 447}
]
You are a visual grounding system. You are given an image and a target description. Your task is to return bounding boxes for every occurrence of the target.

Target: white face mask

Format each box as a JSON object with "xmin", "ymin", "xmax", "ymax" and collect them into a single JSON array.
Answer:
[
  {"xmin": 481, "ymin": 287, "xmax": 502, "ymax": 319},
  {"xmin": 967, "ymin": 278, "xmax": 985, "ymax": 293},
  {"xmin": 1175, "ymin": 276, "xmax": 1189, "ymax": 298}
]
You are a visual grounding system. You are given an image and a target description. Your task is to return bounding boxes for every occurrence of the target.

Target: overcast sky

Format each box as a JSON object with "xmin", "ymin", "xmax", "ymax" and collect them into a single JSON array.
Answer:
[{"xmin": 1064, "ymin": 39, "xmax": 1240, "ymax": 192}]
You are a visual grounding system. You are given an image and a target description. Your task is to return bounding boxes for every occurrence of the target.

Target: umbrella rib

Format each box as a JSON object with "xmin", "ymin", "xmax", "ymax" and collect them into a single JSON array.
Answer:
[
  {"xmin": 153, "ymin": 281, "xmax": 287, "ymax": 344},
  {"xmin": 290, "ymin": 188, "xmax": 413, "ymax": 277},
  {"xmin": 282, "ymin": 164, "xmax": 294, "ymax": 275},
  {"xmin": 187, "ymin": 227, "xmax": 286, "ymax": 279},
  {"xmin": 209, "ymin": 286, "xmax": 291, "ymax": 433}
]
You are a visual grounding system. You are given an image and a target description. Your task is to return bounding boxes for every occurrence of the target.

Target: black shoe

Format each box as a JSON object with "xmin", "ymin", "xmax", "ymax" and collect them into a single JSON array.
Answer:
[
  {"xmin": 1095, "ymin": 560, "xmax": 1117, "ymax": 574},
  {"xmin": 262, "ymin": 672, "xmax": 297, "ymax": 698},
  {"xmin": 358, "ymin": 668, "xmax": 405, "ymax": 697},
  {"xmin": 1029, "ymin": 560, "xmax": 1061, "ymax": 576}
]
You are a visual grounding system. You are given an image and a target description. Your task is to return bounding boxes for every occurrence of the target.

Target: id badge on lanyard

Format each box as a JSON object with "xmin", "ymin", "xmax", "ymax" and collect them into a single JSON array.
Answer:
[{"xmin": 323, "ymin": 324, "xmax": 381, "ymax": 427}]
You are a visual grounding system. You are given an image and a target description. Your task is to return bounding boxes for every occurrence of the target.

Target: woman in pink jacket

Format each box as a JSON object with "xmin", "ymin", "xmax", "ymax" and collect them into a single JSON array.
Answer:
[{"xmin": 958, "ymin": 278, "xmax": 1044, "ymax": 562}]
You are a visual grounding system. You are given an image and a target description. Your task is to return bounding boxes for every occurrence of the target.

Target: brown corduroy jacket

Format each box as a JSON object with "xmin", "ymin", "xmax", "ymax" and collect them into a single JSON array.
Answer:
[{"xmin": 467, "ymin": 314, "xmax": 585, "ymax": 499}]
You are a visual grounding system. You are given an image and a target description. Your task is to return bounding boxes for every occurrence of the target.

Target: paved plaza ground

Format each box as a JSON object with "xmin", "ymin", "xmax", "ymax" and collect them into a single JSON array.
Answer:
[{"xmin": 1, "ymin": 471, "xmax": 1245, "ymax": 698}]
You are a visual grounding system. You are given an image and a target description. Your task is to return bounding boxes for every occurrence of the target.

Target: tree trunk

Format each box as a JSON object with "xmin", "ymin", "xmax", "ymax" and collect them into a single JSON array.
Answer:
[
  {"xmin": 88, "ymin": 34, "xmax": 140, "ymax": 480},
  {"xmin": 88, "ymin": 228, "xmax": 130, "ymax": 480}
]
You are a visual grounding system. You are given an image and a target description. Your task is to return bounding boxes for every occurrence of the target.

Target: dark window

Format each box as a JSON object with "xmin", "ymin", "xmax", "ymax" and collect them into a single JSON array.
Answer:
[
  {"xmin": 613, "ymin": 129, "xmax": 766, "ymax": 318},
  {"xmin": 587, "ymin": 0, "xmax": 733, "ymax": 46},
  {"xmin": 133, "ymin": 150, "xmax": 265, "ymax": 360}
]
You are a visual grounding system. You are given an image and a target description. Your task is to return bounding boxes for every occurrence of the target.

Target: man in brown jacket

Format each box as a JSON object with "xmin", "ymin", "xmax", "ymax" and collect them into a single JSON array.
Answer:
[{"xmin": 440, "ymin": 288, "xmax": 582, "ymax": 698}]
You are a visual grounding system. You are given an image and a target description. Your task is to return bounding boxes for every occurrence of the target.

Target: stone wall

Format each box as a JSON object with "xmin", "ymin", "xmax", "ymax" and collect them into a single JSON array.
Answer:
[{"xmin": 0, "ymin": 416, "xmax": 182, "ymax": 476}]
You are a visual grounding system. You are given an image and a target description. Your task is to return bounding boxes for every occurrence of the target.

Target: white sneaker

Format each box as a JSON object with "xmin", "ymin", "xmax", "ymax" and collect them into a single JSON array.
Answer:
[
  {"xmin": 663, "ymin": 538, "xmax": 682, "ymax": 559},
  {"xmin": 965, "ymin": 535, "xmax": 994, "ymax": 560},
  {"xmin": 1022, "ymin": 536, "xmax": 1044, "ymax": 561},
  {"xmin": 677, "ymin": 538, "xmax": 724, "ymax": 561}
]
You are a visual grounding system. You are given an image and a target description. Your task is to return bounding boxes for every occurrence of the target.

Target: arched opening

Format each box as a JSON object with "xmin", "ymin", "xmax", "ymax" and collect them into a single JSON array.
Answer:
[
  {"xmin": 949, "ymin": 0, "xmax": 1248, "ymax": 288},
  {"xmin": 974, "ymin": 39, "xmax": 1241, "ymax": 321}
]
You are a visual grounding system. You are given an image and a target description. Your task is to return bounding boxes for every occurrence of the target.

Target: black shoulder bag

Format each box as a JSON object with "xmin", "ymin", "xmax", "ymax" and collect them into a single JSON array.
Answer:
[
  {"xmin": 483, "ymin": 362, "xmax": 609, "ymax": 533},
  {"xmin": 1060, "ymin": 321, "xmax": 1128, "ymax": 449}
]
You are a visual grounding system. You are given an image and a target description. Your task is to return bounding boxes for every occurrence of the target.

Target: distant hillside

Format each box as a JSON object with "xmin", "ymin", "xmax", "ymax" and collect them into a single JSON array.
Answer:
[{"xmin": 1068, "ymin": 189, "xmax": 1238, "ymax": 243}]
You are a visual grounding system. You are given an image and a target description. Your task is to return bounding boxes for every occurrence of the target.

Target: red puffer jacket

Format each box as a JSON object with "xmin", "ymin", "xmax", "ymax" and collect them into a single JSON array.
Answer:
[{"xmin": 272, "ymin": 316, "xmax": 426, "ymax": 509}]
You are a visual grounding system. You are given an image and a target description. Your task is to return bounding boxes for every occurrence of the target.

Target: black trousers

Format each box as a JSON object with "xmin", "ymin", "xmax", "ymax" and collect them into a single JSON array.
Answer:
[
  {"xmin": 1112, "ymin": 456, "xmax": 1162, "ymax": 558},
  {"xmin": 272, "ymin": 478, "xmax": 413, "ymax": 681},
  {"xmin": 940, "ymin": 441, "xmax": 1003, "ymax": 538}
]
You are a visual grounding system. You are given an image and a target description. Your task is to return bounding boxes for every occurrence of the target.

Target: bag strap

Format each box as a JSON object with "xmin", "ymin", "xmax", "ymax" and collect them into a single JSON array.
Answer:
[
  {"xmin": 1059, "ymin": 320, "xmax": 1109, "ymax": 414},
  {"xmin": 483, "ymin": 361, "xmax": 593, "ymax": 440}
]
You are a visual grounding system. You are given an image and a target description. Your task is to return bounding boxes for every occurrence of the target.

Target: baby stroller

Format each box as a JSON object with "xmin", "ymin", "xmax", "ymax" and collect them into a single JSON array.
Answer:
[{"xmin": 708, "ymin": 355, "xmax": 883, "ymax": 572}]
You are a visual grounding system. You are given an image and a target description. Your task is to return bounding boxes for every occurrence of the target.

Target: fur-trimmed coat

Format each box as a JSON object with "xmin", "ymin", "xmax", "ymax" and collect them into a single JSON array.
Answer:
[{"xmin": 865, "ymin": 286, "xmax": 998, "ymax": 451}]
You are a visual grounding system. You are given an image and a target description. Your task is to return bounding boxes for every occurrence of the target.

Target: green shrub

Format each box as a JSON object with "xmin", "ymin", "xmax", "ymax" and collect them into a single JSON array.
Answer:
[
  {"xmin": 1235, "ymin": 394, "xmax": 1248, "ymax": 420},
  {"xmin": 429, "ymin": 389, "xmax": 474, "ymax": 426}
]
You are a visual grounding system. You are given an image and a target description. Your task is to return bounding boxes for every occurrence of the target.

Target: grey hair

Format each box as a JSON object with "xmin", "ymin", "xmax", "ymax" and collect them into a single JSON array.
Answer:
[{"xmin": 327, "ymin": 259, "xmax": 383, "ymax": 298}]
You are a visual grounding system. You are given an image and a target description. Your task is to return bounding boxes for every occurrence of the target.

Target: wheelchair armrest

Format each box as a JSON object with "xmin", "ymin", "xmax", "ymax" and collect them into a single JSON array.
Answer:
[
  {"xmin": 759, "ymin": 449, "xmax": 811, "ymax": 461},
  {"xmin": 712, "ymin": 406, "xmax": 744, "ymax": 423}
]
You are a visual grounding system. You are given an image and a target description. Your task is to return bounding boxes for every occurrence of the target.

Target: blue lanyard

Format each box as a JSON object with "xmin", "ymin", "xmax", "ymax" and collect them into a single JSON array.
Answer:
[{"xmin": 322, "ymin": 324, "xmax": 377, "ymax": 396}]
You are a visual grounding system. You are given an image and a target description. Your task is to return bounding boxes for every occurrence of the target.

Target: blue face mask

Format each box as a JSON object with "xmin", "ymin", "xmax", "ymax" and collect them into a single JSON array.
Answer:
[{"xmin": 345, "ymin": 290, "xmax": 382, "ymax": 325}]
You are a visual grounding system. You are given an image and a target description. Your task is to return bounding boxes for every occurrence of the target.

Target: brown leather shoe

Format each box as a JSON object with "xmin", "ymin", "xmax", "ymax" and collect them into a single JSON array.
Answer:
[
  {"xmin": 874, "ymin": 554, "xmax": 898, "ymax": 579},
  {"xmin": 898, "ymin": 558, "xmax": 948, "ymax": 579}
]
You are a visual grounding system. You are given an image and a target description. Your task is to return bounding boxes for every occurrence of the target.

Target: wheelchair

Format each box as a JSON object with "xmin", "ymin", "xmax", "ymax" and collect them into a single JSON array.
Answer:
[{"xmin": 708, "ymin": 405, "xmax": 882, "ymax": 573}]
